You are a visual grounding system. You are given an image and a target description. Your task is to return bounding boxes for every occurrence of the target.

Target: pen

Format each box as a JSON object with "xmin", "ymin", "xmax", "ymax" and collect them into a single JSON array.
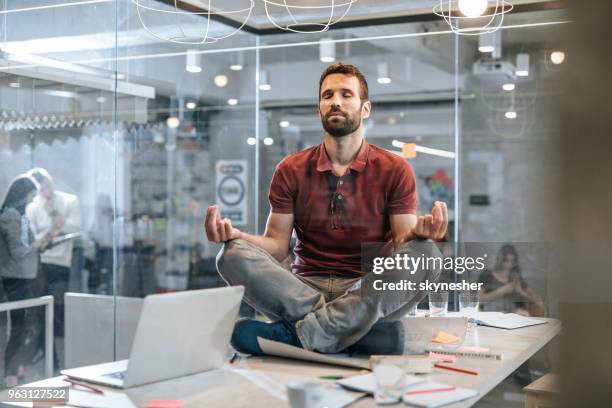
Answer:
[
  {"xmin": 63, "ymin": 378, "xmax": 105, "ymax": 395},
  {"xmin": 434, "ymin": 363, "xmax": 479, "ymax": 376},
  {"xmin": 230, "ymin": 352, "xmax": 238, "ymax": 364},
  {"xmin": 405, "ymin": 386, "xmax": 457, "ymax": 395},
  {"xmin": 319, "ymin": 375, "xmax": 344, "ymax": 380}
]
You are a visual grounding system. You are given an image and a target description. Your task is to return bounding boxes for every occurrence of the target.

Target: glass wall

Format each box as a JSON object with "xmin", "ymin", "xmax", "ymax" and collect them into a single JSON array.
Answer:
[{"xmin": 0, "ymin": 1, "xmax": 568, "ymax": 398}]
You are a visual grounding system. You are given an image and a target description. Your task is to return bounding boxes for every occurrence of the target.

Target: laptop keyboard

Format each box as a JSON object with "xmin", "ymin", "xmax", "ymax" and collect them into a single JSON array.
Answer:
[{"xmin": 103, "ymin": 370, "xmax": 126, "ymax": 380}]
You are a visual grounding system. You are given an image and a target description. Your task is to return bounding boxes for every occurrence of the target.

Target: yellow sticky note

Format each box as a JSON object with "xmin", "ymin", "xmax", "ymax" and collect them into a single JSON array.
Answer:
[{"xmin": 432, "ymin": 331, "xmax": 461, "ymax": 344}]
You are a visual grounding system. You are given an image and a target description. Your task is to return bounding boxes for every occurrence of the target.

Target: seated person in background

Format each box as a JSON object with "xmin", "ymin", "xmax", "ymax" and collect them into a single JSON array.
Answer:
[
  {"xmin": 205, "ymin": 63, "xmax": 448, "ymax": 356},
  {"xmin": 479, "ymin": 244, "xmax": 546, "ymax": 317}
]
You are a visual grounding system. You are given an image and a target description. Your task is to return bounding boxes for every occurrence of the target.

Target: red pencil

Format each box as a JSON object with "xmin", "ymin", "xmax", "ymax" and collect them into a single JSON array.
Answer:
[
  {"xmin": 405, "ymin": 386, "xmax": 457, "ymax": 395},
  {"xmin": 434, "ymin": 363, "xmax": 479, "ymax": 376}
]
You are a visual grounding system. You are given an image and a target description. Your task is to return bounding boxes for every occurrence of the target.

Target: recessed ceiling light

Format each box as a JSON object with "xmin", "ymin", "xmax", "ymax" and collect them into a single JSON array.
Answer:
[
  {"xmin": 377, "ymin": 77, "xmax": 391, "ymax": 84},
  {"xmin": 550, "ymin": 51, "xmax": 565, "ymax": 65},
  {"xmin": 9, "ymin": 82, "xmax": 20, "ymax": 88},
  {"xmin": 279, "ymin": 120, "xmax": 290, "ymax": 128},
  {"xmin": 227, "ymin": 98, "xmax": 238, "ymax": 106},
  {"xmin": 214, "ymin": 75, "xmax": 228, "ymax": 87},
  {"xmin": 247, "ymin": 137, "xmax": 256, "ymax": 145},
  {"xmin": 230, "ymin": 64, "xmax": 243, "ymax": 71},
  {"xmin": 259, "ymin": 84, "xmax": 271, "ymax": 91},
  {"xmin": 377, "ymin": 62, "xmax": 391, "ymax": 85},
  {"xmin": 505, "ymin": 111, "xmax": 517, "ymax": 119},
  {"xmin": 263, "ymin": 137, "xmax": 274, "ymax": 146},
  {"xmin": 186, "ymin": 101, "xmax": 197, "ymax": 110},
  {"xmin": 96, "ymin": 96, "xmax": 106, "ymax": 103},
  {"xmin": 166, "ymin": 117, "xmax": 180, "ymax": 128},
  {"xmin": 503, "ymin": 83, "xmax": 515, "ymax": 91}
]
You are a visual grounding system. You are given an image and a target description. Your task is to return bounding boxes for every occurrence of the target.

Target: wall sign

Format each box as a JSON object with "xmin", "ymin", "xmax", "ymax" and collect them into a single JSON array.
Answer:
[{"xmin": 215, "ymin": 160, "xmax": 248, "ymax": 226}]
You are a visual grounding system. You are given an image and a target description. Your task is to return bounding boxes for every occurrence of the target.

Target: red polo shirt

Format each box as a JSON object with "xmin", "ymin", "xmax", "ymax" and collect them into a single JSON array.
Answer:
[{"xmin": 269, "ymin": 140, "xmax": 417, "ymax": 277}]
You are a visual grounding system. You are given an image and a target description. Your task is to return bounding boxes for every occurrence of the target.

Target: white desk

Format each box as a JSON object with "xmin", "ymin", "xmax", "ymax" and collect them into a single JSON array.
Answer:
[{"xmin": 0, "ymin": 318, "xmax": 560, "ymax": 408}]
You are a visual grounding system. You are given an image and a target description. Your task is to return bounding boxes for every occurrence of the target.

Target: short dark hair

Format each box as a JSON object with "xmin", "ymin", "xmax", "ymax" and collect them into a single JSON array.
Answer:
[{"xmin": 319, "ymin": 62, "xmax": 369, "ymax": 101}]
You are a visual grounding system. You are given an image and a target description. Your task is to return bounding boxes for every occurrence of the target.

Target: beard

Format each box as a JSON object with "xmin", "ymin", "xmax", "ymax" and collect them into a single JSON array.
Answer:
[{"xmin": 321, "ymin": 107, "xmax": 362, "ymax": 138}]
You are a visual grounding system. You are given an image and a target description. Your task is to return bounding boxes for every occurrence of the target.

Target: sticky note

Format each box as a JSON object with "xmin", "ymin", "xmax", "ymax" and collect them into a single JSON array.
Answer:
[
  {"xmin": 429, "ymin": 352, "xmax": 456, "ymax": 362},
  {"xmin": 144, "ymin": 401, "xmax": 183, "ymax": 408},
  {"xmin": 458, "ymin": 346, "xmax": 490, "ymax": 353},
  {"xmin": 431, "ymin": 331, "xmax": 461, "ymax": 344}
]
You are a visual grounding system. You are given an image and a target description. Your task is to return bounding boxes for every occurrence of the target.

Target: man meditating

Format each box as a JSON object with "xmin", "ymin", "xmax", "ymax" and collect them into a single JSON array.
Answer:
[{"xmin": 205, "ymin": 63, "xmax": 448, "ymax": 355}]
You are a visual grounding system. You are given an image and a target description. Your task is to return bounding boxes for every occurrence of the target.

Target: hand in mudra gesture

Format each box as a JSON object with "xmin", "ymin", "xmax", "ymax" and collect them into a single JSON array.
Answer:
[{"xmin": 411, "ymin": 201, "xmax": 448, "ymax": 241}]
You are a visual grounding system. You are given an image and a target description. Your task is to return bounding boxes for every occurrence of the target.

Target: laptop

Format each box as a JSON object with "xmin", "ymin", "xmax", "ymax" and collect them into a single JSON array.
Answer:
[{"xmin": 61, "ymin": 286, "xmax": 244, "ymax": 388}]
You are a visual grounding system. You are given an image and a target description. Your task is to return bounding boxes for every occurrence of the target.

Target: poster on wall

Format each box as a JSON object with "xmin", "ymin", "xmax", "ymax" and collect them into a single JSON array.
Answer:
[{"xmin": 215, "ymin": 160, "xmax": 248, "ymax": 226}]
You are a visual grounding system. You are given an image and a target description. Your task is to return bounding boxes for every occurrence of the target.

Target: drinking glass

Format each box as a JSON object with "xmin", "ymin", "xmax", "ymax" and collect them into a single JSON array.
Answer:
[
  {"xmin": 459, "ymin": 292, "xmax": 480, "ymax": 329},
  {"xmin": 372, "ymin": 360, "xmax": 405, "ymax": 405},
  {"xmin": 428, "ymin": 291, "xmax": 449, "ymax": 316}
]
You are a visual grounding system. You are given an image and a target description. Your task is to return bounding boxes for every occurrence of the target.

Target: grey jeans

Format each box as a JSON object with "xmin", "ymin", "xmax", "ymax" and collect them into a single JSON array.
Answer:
[{"xmin": 216, "ymin": 239, "xmax": 442, "ymax": 353}]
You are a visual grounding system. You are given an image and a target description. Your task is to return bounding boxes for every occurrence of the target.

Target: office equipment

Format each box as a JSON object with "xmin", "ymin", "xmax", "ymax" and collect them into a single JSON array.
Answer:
[
  {"xmin": 257, "ymin": 338, "xmax": 370, "ymax": 370},
  {"xmin": 62, "ymin": 286, "xmax": 244, "ymax": 388},
  {"xmin": 434, "ymin": 364, "xmax": 479, "ymax": 376},
  {"xmin": 425, "ymin": 348, "xmax": 503, "ymax": 360},
  {"xmin": 401, "ymin": 381, "xmax": 478, "ymax": 407}
]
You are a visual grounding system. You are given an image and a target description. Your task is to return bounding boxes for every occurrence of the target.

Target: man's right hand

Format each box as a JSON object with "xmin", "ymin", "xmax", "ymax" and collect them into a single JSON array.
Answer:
[{"xmin": 204, "ymin": 205, "xmax": 242, "ymax": 243}]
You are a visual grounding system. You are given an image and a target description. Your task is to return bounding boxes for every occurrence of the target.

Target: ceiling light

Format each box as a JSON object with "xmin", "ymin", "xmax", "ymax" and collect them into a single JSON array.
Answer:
[
  {"xmin": 111, "ymin": 73, "xmax": 125, "ymax": 80},
  {"xmin": 279, "ymin": 120, "xmax": 290, "ymax": 128},
  {"xmin": 230, "ymin": 51, "xmax": 245, "ymax": 71},
  {"xmin": 227, "ymin": 98, "xmax": 238, "ymax": 106},
  {"xmin": 247, "ymin": 137, "xmax": 256, "ymax": 145},
  {"xmin": 377, "ymin": 62, "xmax": 391, "ymax": 85},
  {"xmin": 505, "ymin": 111, "xmax": 517, "ymax": 119},
  {"xmin": 96, "ymin": 96, "xmax": 106, "ymax": 103},
  {"xmin": 214, "ymin": 74, "xmax": 228, "ymax": 87},
  {"xmin": 8, "ymin": 82, "xmax": 20, "ymax": 88},
  {"xmin": 478, "ymin": 31, "xmax": 501, "ymax": 58},
  {"xmin": 263, "ymin": 137, "xmax": 274, "ymax": 146},
  {"xmin": 166, "ymin": 117, "xmax": 180, "ymax": 128},
  {"xmin": 458, "ymin": 0, "xmax": 489, "ymax": 18},
  {"xmin": 259, "ymin": 70, "xmax": 271, "ymax": 91},
  {"xmin": 503, "ymin": 83, "xmax": 515, "ymax": 91},
  {"xmin": 550, "ymin": 51, "xmax": 565, "ymax": 65},
  {"xmin": 186, "ymin": 49, "xmax": 202, "ymax": 73},
  {"xmin": 186, "ymin": 101, "xmax": 197, "ymax": 110},
  {"xmin": 392, "ymin": 140, "xmax": 405, "ymax": 148},
  {"xmin": 319, "ymin": 38, "xmax": 335, "ymax": 63},
  {"xmin": 516, "ymin": 53, "xmax": 530, "ymax": 77}
]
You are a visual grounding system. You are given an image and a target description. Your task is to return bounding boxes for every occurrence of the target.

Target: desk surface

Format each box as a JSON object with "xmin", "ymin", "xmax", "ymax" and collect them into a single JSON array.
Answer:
[{"xmin": 1, "ymin": 318, "xmax": 561, "ymax": 408}]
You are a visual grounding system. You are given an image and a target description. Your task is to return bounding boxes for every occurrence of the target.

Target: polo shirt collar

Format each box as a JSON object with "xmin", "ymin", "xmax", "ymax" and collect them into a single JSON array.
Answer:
[{"xmin": 315, "ymin": 139, "xmax": 369, "ymax": 173}]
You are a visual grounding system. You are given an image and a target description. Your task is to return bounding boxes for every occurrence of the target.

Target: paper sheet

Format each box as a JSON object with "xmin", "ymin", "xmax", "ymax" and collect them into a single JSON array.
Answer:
[
  {"xmin": 432, "ymin": 331, "xmax": 461, "ymax": 344},
  {"xmin": 475, "ymin": 312, "xmax": 547, "ymax": 329},
  {"xmin": 257, "ymin": 338, "xmax": 370, "ymax": 370},
  {"xmin": 401, "ymin": 381, "xmax": 478, "ymax": 408}
]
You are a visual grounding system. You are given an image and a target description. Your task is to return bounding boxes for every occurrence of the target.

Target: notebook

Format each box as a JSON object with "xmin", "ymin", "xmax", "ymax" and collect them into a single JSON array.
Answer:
[
  {"xmin": 401, "ymin": 381, "xmax": 478, "ymax": 407},
  {"xmin": 337, "ymin": 372, "xmax": 426, "ymax": 394}
]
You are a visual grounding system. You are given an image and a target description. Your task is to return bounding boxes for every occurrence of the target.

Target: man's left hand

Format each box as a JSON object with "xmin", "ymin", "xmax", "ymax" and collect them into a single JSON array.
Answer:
[{"xmin": 411, "ymin": 201, "xmax": 448, "ymax": 241}]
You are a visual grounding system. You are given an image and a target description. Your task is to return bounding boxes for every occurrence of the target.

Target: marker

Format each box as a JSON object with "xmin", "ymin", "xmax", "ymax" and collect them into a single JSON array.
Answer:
[
  {"xmin": 434, "ymin": 363, "xmax": 479, "ymax": 376},
  {"xmin": 230, "ymin": 352, "xmax": 238, "ymax": 364},
  {"xmin": 319, "ymin": 375, "xmax": 344, "ymax": 380},
  {"xmin": 405, "ymin": 386, "xmax": 457, "ymax": 395}
]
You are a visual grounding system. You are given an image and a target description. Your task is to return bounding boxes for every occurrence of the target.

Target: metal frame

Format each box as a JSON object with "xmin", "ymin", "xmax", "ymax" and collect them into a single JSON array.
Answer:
[{"xmin": 0, "ymin": 295, "xmax": 54, "ymax": 378}]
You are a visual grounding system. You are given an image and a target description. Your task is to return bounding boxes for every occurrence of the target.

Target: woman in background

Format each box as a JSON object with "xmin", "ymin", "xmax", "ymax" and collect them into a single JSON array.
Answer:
[
  {"xmin": 479, "ymin": 244, "xmax": 546, "ymax": 317},
  {"xmin": 0, "ymin": 175, "xmax": 51, "ymax": 387}
]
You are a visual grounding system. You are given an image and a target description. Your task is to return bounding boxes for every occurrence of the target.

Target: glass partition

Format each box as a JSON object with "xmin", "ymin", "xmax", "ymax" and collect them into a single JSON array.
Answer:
[{"xmin": 0, "ymin": 1, "xmax": 570, "ymax": 398}]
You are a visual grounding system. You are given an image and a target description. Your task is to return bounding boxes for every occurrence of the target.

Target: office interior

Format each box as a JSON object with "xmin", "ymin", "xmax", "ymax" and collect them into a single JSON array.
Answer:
[{"xmin": 3, "ymin": 0, "xmax": 606, "ymax": 407}]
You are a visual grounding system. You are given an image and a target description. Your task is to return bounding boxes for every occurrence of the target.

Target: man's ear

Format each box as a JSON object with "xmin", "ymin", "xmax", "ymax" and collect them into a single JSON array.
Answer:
[{"xmin": 361, "ymin": 100, "xmax": 372, "ymax": 119}]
